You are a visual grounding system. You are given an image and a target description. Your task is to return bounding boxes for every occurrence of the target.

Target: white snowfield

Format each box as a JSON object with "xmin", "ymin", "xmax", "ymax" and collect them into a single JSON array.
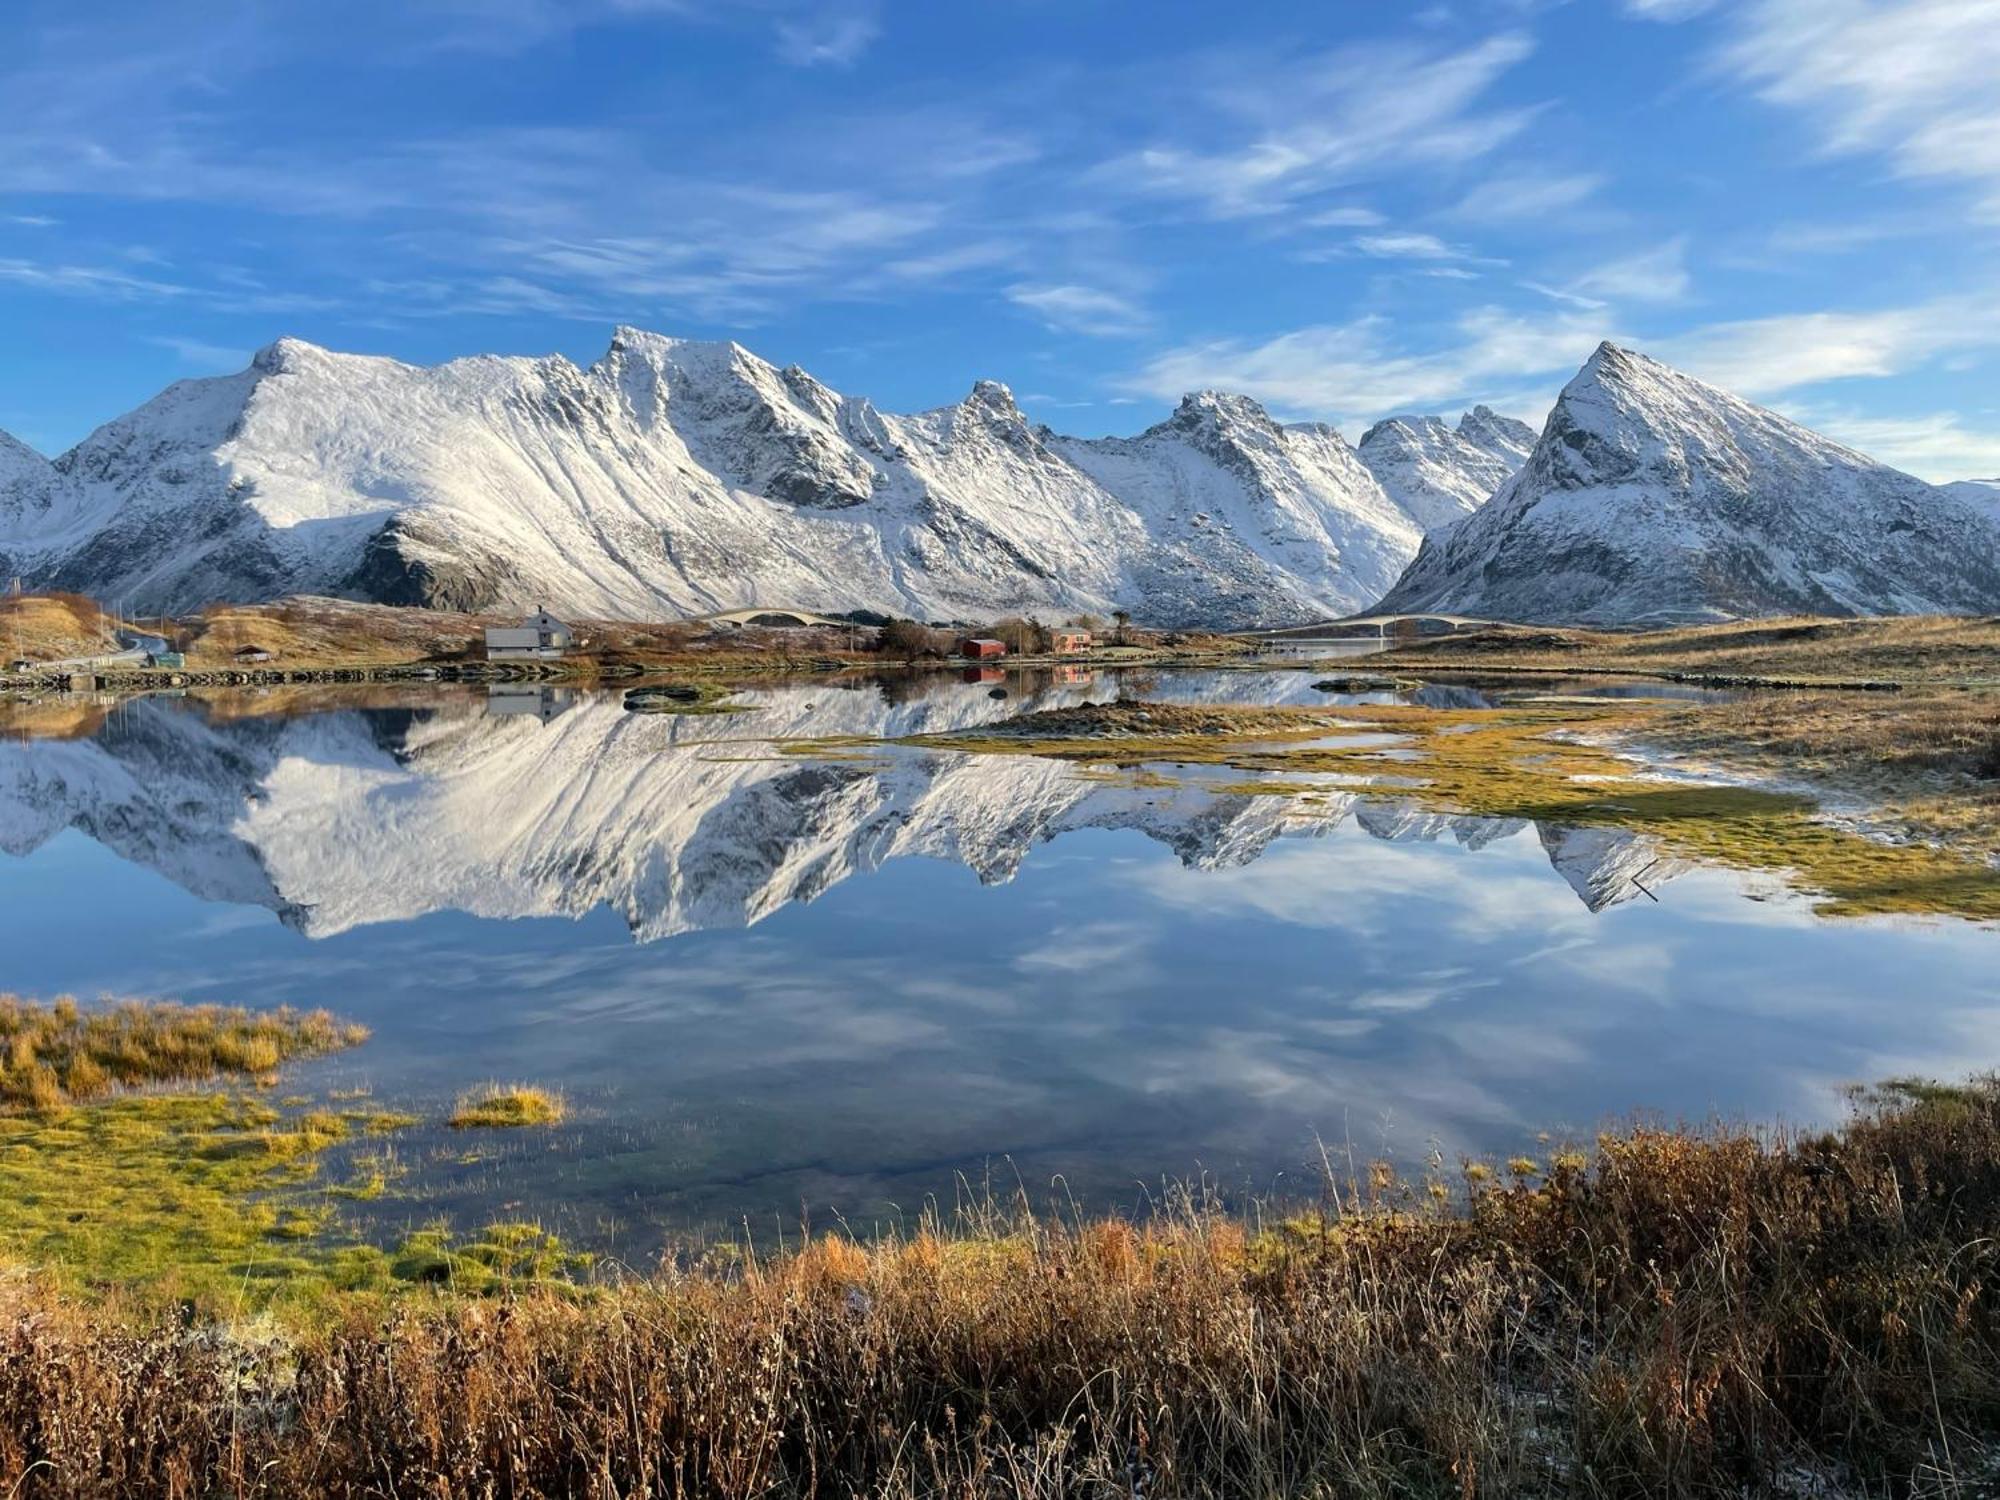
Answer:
[
  {"xmin": 0, "ymin": 330, "xmax": 1500, "ymax": 630},
  {"xmin": 0, "ymin": 683, "xmax": 1682, "ymax": 940},
  {"xmin": 1377, "ymin": 343, "xmax": 2000, "ymax": 625}
]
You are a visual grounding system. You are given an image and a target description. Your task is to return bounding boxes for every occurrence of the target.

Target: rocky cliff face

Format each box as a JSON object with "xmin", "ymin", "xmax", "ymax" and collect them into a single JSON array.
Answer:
[
  {"xmin": 1374, "ymin": 344, "xmax": 2000, "ymax": 625},
  {"xmin": 0, "ymin": 331, "xmax": 1431, "ymax": 629}
]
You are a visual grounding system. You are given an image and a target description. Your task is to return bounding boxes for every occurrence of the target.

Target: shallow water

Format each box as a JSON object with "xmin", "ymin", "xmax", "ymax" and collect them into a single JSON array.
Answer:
[{"xmin": 1, "ymin": 668, "xmax": 1994, "ymax": 1253}]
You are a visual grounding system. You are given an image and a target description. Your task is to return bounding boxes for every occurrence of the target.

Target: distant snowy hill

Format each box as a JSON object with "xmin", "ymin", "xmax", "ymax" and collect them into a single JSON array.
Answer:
[
  {"xmin": 1375, "ymin": 344, "xmax": 2000, "ymax": 625},
  {"xmin": 0, "ymin": 331, "xmax": 1433, "ymax": 629},
  {"xmin": 1356, "ymin": 405, "xmax": 1536, "ymax": 532}
]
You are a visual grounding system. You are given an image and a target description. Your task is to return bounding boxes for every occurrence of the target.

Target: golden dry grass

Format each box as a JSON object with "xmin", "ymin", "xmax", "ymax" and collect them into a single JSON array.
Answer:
[
  {"xmin": 1376, "ymin": 613, "xmax": 2000, "ymax": 686},
  {"xmin": 0, "ymin": 592, "xmax": 122, "ymax": 665},
  {"xmin": 0, "ymin": 996, "xmax": 368, "ymax": 1112},
  {"xmin": 8, "ymin": 1080, "xmax": 2000, "ymax": 1496}
]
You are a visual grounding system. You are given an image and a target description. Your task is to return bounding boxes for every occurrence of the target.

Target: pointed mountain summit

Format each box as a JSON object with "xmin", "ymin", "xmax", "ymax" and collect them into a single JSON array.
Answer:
[
  {"xmin": 1373, "ymin": 343, "xmax": 2000, "ymax": 625},
  {"xmin": 1357, "ymin": 404, "xmax": 1537, "ymax": 533}
]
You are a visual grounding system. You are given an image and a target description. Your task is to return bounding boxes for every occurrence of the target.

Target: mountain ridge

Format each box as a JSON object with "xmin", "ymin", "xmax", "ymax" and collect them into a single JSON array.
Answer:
[{"xmin": 0, "ymin": 330, "xmax": 1468, "ymax": 629}]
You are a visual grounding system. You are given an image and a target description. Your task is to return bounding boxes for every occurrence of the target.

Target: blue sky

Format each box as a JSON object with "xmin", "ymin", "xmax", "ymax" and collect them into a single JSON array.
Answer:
[{"xmin": 3, "ymin": 0, "xmax": 1998, "ymax": 478}]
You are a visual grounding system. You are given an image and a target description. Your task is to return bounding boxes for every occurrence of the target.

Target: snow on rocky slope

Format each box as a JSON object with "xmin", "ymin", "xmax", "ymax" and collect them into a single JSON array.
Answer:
[
  {"xmin": 0, "ymin": 429, "xmax": 45, "ymax": 489},
  {"xmin": 1942, "ymin": 479, "xmax": 2000, "ymax": 523},
  {"xmin": 0, "ymin": 430, "xmax": 51, "ymax": 571},
  {"xmin": 0, "ymin": 331, "xmax": 1428, "ymax": 629},
  {"xmin": 1045, "ymin": 393, "xmax": 1423, "ymax": 626},
  {"xmin": 1375, "ymin": 344, "xmax": 2000, "ymax": 625},
  {"xmin": 1355, "ymin": 405, "xmax": 1536, "ymax": 533},
  {"xmin": 0, "ymin": 683, "xmax": 1681, "ymax": 938}
]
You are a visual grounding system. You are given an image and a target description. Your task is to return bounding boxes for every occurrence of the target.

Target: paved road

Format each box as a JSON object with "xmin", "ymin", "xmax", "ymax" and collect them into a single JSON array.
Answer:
[{"xmin": 23, "ymin": 628, "xmax": 168, "ymax": 672}]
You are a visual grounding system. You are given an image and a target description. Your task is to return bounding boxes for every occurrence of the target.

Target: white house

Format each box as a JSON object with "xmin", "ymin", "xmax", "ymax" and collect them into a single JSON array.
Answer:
[{"xmin": 484, "ymin": 608, "xmax": 574, "ymax": 661}]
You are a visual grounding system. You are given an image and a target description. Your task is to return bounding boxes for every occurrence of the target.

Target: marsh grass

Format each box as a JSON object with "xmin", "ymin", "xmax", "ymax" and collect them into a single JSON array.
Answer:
[
  {"xmin": 447, "ymin": 1084, "xmax": 566, "ymax": 1129},
  {"xmin": 0, "ymin": 1092, "xmax": 351, "ymax": 1299},
  {"xmin": 0, "ymin": 996, "xmax": 368, "ymax": 1111},
  {"xmin": 10, "ymin": 1081, "xmax": 2000, "ymax": 1495}
]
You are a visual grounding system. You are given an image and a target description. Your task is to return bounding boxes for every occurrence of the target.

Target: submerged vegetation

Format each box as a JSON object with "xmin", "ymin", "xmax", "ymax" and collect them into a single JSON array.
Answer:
[
  {"xmin": 0, "ymin": 996, "xmax": 367, "ymax": 1111},
  {"xmin": 447, "ymin": 1084, "xmax": 567, "ymax": 1129},
  {"xmin": 9, "ymin": 1080, "xmax": 2000, "ymax": 1494}
]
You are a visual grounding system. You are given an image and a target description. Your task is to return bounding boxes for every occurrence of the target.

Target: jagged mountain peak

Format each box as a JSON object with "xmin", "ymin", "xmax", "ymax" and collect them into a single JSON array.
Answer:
[
  {"xmin": 1375, "ymin": 344, "xmax": 2000, "ymax": 625},
  {"xmin": 1355, "ymin": 401, "xmax": 1535, "ymax": 535},
  {"xmin": 1166, "ymin": 389, "xmax": 1280, "ymax": 437},
  {"xmin": 1456, "ymin": 404, "xmax": 1536, "ymax": 457},
  {"xmin": 961, "ymin": 378, "xmax": 1023, "ymax": 418}
]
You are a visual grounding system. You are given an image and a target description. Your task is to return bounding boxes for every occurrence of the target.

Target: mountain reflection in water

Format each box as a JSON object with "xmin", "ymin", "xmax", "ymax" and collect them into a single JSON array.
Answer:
[
  {"xmin": 0, "ymin": 672, "xmax": 1690, "ymax": 939},
  {"xmin": 0, "ymin": 669, "xmax": 1994, "ymax": 1244}
]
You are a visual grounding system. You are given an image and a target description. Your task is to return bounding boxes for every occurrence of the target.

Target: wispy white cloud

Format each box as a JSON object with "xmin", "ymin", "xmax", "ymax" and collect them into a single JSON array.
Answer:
[
  {"xmin": 1717, "ymin": 0, "xmax": 2000, "ymax": 216},
  {"xmin": 1779, "ymin": 404, "xmax": 2000, "ymax": 481},
  {"xmin": 1569, "ymin": 237, "xmax": 1689, "ymax": 303},
  {"xmin": 1451, "ymin": 170, "xmax": 1603, "ymax": 221},
  {"xmin": 1123, "ymin": 306, "xmax": 1608, "ymax": 425},
  {"xmin": 0, "ymin": 257, "xmax": 189, "ymax": 301},
  {"xmin": 1351, "ymin": 231, "xmax": 1469, "ymax": 261},
  {"xmin": 1303, "ymin": 206, "xmax": 1386, "ymax": 228},
  {"xmin": 145, "ymin": 335, "xmax": 251, "ymax": 371},
  {"xmin": 1621, "ymin": 0, "xmax": 1721, "ymax": 18},
  {"xmin": 1100, "ymin": 33, "xmax": 1539, "ymax": 218},
  {"xmin": 1653, "ymin": 293, "xmax": 2000, "ymax": 397},
  {"xmin": 1007, "ymin": 283, "xmax": 1149, "ymax": 338}
]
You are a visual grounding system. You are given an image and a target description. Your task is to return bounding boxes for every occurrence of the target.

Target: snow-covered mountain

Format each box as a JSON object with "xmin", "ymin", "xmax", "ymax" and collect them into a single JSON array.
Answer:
[
  {"xmin": 0, "ymin": 680, "xmax": 1683, "ymax": 937},
  {"xmin": 1355, "ymin": 405, "xmax": 1536, "ymax": 532},
  {"xmin": 0, "ymin": 331, "xmax": 1430, "ymax": 629},
  {"xmin": 1375, "ymin": 344, "xmax": 2000, "ymax": 625}
]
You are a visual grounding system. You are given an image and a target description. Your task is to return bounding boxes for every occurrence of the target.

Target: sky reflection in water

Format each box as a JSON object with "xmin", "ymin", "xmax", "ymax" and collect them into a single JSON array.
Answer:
[{"xmin": 0, "ymin": 669, "xmax": 1993, "ymax": 1251}]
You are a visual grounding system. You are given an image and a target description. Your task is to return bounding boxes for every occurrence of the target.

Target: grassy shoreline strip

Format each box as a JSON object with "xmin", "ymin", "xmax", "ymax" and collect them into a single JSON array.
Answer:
[{"xmin": 9, "ymin": 1079, "xmax": 2000, "ymax": 1495}]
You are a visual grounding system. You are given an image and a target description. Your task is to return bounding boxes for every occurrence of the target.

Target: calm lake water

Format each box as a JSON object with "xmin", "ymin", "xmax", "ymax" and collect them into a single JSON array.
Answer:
[{"xmin": 2, "ymin": 667, "xmax": 1996, "ymax": 1256}]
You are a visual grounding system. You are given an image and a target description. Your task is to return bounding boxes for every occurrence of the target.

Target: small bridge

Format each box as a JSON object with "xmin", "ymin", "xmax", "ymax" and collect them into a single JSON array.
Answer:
[
  {"xmin": 1252, "ymin": 613, "xmax": 1491, "ymax": 642},
  {"xmin": 697, "ymin": 607, "xmax": 853, "ymax": 630}
]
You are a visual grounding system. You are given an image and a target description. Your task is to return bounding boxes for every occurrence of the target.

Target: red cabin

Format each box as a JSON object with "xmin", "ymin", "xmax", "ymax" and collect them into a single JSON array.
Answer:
[{"xmin": 959, "ymin": 638, "xmax": 1007, "ymax": 660}]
